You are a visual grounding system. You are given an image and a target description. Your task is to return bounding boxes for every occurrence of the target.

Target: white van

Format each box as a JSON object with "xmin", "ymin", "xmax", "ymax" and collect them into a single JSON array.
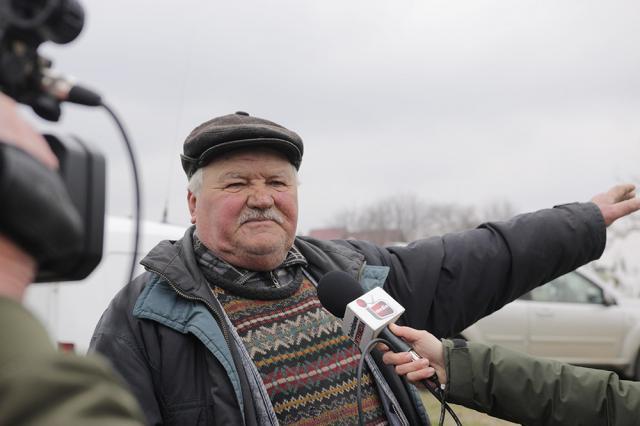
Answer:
[{"xmin": 24, "ymin": 216, "xmax": 186, "ymax": 353}]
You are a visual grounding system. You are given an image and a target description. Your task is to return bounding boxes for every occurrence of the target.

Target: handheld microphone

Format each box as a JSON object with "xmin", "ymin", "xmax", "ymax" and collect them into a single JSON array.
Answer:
[
  {"xmin": 318, "ymin": 271, "xmax": 453, "ymax": 426},
  {"xmin": 317, "ymin": 270, "xmax": 420, "ymax": 360}
]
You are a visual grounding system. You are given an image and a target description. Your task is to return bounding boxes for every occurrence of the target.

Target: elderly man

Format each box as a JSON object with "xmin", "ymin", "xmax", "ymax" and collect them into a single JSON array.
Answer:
[{"xmin": 91, "ymin": 111, "xmax": 639, "ymax": 426}]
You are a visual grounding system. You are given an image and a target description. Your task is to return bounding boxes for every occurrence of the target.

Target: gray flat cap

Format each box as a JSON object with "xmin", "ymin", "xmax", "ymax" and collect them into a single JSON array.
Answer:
[{"xmin": 181, "ymin": 111, "xmax": 303, "ymax": 178}]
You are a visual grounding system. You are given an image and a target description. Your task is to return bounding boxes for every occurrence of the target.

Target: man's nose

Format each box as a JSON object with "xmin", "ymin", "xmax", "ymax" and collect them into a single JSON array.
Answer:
[{"xmin": 247, "ymin": 185, "xmax": 274, "ymax": 209}]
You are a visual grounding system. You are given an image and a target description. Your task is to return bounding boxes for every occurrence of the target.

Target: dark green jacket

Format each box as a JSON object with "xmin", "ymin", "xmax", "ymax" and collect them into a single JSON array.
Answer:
[
  {"xmin": 0, "ymin": 297, "xmax": 144, "ymax": 426},
  {"xmin": 444, "ymin": 340, "xmax": 640, "ymax": 425}
]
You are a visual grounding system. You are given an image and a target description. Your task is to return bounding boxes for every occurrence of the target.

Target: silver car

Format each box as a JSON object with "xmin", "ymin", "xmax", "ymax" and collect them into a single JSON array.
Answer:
[{"xmin": 461, "ymin": 269, "xmax": 640, "ymax": 379}]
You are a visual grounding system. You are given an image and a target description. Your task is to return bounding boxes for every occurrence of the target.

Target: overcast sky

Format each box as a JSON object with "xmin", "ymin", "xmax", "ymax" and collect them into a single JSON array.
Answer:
[{"xmin": 33, "ymin": 0, "xmax": 640, "ymax": 235}]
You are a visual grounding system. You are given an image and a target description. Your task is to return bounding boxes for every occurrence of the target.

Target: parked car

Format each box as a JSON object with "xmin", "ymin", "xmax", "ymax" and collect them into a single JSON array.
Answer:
[{"xmin": 460, "ymin": 268, "xmax": 640, "ymax": 379}]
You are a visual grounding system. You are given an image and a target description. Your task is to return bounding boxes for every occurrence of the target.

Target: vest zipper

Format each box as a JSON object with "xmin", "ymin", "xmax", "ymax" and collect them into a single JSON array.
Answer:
[
  {"xmin": 357, "ymin": 261, "xmax": 367, "ymax": 282},
  {"xmin": 143, "ymin": 265, "xmax": 231, "ymax": 345}
]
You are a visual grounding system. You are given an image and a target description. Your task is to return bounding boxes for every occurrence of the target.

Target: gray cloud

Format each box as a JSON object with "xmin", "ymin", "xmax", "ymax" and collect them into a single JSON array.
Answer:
[{"xmin": 31, "ymin": 0, "xmax": 640, "ymax": 235}]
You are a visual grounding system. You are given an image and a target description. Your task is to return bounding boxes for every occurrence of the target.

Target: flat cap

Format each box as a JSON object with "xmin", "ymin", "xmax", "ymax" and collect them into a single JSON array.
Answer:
[{"xmin": 181, "ymin": 111, "xmax": 303, "ymax": 178}]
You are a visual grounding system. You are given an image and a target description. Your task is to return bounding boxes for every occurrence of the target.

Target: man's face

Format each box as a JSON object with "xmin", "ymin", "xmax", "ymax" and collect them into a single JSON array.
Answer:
[{"xmin": 188, "ymin": 148, "xmax": 298, "ymax": 271}]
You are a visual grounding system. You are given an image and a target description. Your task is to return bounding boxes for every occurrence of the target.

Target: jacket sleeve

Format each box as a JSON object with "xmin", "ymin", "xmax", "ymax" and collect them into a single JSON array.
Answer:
[
  {"xmin": 443, "ymin": 340, "xmax": 640, "ymax": 425},
  {"xmin": 369, "ymin": 202, "xmax": 606, "ymax": 337},
  {"xmin": 0, "ymin": 297, "xmax": 145, "ymax": 426}
]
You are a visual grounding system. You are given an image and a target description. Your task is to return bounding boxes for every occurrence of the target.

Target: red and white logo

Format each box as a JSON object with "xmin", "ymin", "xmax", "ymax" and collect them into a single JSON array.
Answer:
[{"xmin": 356, "ymin": 297, "xmax": 395, "ymax": 320}]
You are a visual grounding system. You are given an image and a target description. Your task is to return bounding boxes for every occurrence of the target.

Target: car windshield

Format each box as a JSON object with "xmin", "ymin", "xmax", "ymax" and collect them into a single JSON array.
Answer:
[{"xmin": 527, "ymin": 273, "xmax": 604, "ymax": 304}]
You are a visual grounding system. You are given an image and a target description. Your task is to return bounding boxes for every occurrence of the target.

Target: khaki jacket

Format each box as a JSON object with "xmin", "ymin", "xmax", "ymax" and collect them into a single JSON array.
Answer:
[
  {"xmin": 444, "ymin": 339, "xmax": 640, "ymax": 425},
  {"xmin": 0, "ymin": 297, "xmax": 144, "ymax": 426}
]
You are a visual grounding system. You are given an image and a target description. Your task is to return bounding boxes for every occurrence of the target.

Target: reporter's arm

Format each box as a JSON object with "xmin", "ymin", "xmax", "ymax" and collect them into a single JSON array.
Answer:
[
  {"xmin": 444, "ymin": 340, "xmax": 640, "ymax": 426},
  {"xmin": 0, "ymin": 297, "xmax": 145, "ymax": 425}
]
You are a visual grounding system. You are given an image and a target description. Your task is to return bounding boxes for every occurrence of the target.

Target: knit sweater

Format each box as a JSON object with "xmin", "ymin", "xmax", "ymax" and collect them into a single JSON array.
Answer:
[{"xmin": 216, "ymin": 278, "xmax": 387, "ymax": 425}]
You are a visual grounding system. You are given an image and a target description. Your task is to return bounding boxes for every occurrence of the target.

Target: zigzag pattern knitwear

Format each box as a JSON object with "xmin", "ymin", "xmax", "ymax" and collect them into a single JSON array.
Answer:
[{"xmin": 216, "ymin": 278, "xmax": 388, "ymax": 425}]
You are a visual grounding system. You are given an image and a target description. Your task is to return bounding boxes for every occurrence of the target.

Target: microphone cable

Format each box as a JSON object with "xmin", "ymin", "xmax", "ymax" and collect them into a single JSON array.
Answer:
[
  {"xmin": 356, "ymin": 338, "xmax": 462, "ymax": 426},
  {"xmin": 99, "ymin": 101, "xmax": 142, "ymax": 285},
  {"xmin": 65, "ymin": 84, "xmax": 142, "ymax": 285}
]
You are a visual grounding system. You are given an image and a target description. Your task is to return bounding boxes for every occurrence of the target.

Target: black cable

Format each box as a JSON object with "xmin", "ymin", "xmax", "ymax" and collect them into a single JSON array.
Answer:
[
  {"xmin": 420, "ymin": 377, "xmax": 462, "ymax": 426},
  {"xmin": 99, "ymin": 101, "xmax": 141, "ymax": 284},
  {"xmin": 356, "ymin": 338, "xmax": 389, "ymax": 426},
  {"xmin": 356, "ymin": 338, "xmax": 462, "ymax": 426}
]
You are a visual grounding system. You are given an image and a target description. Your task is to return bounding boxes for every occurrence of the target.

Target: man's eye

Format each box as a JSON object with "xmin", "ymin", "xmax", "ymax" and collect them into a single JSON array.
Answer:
[
  {"xmin": 225, "ymin": 182, "xmax": 245, "ymax": 190},
  {"xmin": 270, "ymin": 180, "xmax": 287, "ymax": 187}
]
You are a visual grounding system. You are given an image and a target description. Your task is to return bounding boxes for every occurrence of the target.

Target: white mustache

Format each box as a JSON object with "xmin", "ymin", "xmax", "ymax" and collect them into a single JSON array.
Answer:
[{"xmin": 238, "ymin": 208, "xmax": 284, "ymax": 225}]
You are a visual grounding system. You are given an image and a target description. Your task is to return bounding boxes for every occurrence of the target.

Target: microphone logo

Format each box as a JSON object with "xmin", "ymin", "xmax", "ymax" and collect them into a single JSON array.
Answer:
[
  {"xmin": 369, "ymin": 301, "xmax": 394, "ymax": 319},
  {"xmin": 341, "ymin": 286, "xmax": 405, "ymax": 352},
  {"xmin": 356, "ymin": 297, "xmax": 396, "ymax": 320}
]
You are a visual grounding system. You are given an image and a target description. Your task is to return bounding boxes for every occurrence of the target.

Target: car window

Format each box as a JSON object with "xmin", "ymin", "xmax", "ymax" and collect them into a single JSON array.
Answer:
[{"xmin": 529, "ymin": 273, "xmax": 604, "ymax": 304}]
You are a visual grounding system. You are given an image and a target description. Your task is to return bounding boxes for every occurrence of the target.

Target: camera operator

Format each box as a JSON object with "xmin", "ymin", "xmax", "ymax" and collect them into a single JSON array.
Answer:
[
  {"xmin": 381, "ymin": 323, "xmax": 640, "ymax": 425},
  {"xmin": 0, "ymin": 92, "xmax": 144, "ymax": 425}
]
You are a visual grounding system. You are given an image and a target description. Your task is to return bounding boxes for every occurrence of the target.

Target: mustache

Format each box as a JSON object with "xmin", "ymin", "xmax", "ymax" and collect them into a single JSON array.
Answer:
[{"xmin": 238, "ymin": 208, "xmax": 284, "ymax": 225}]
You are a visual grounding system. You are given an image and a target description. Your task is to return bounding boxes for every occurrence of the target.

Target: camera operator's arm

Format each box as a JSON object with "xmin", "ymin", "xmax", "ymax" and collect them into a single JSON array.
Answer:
[
  {"xmin": 0, "ymin": 93, "xmax": 58, "ymax": 301},
  {"xmin": 0, "ymin": 93, "xmax": 145, "ymax": 425},
  {"xmin": 0, "ymin": 235, "xmax": 37, "ymax": 301},
  {"xmin": 382, "ymin": 324, "xmax": 640, "ymax": 425},
  {"xmin": 0, "ymin": 297, "xmax": 145, "ymax": 425}
]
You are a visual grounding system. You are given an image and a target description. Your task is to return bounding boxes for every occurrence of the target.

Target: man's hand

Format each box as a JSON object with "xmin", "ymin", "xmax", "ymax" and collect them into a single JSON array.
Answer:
[
  {"xmin": 591, "ymin": 184, "xmax": 640, "ymax": 226},
  {"xmin": 380, "ymin": 323, "xmax": 448, "ymax": 386}
]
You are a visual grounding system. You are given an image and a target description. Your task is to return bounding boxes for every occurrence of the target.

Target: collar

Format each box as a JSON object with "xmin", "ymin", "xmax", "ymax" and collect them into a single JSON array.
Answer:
[{"xmin": 193, "ymin": 234, "xmax": 308, "ymax": 300}]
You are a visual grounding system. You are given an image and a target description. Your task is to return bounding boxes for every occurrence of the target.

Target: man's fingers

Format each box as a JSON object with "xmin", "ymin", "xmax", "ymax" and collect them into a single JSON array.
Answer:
[
  {"xmin": 618, "ymin": 197, "xmax": 640, "ymax": 214},
  {"xmin": 382, "ymin": 351, "xmax": 412, "ymax": 366},
  {"xmin": 603, "ymin": 197, "xmax": 640, "ymax": 225},
  {"xmin": 395, "ymin": 358, "xmax": 430, "ymax": 376},
  {"xmin": 376, "ymin": 343, "xmax": 390, "ymax": 352},
  {"xmin": 591, "ymin": 183, "xmax": 640, "ymax": 226},
  {"xmin": 388, "ymin": 323, "xmax": 427, "ymax": 344},
  {"xmin": 610, "ymin": 184, "xmax": 636, "ymax": 202},
  {"xmin": 622, "ymin": 188, "xmax": 636, "ymax": 201},
  {"xmin": 406, "ymin": 367, "xmax": 436, "ymax": 383}
]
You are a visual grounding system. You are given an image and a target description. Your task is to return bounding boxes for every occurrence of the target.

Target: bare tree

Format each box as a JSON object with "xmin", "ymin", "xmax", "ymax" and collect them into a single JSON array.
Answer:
[
  {"xmin": 328, "ymin": 194, "xmax": 515, "ymax": 241},
  {"xmin": 478, "ymin": 199, "xmax": 517, "ymax": 223}
]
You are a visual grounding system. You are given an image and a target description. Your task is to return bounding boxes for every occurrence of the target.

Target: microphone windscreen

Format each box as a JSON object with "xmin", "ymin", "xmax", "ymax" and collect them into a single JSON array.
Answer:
[{"xmin": 317, "ymin": 270, "xmax": 365, "ymax": 318}]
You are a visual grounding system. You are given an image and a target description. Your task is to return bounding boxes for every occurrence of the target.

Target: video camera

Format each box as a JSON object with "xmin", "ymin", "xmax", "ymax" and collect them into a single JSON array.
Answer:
[{"xmin": 0, "ymin": 0, "xmax": 106, "ymax": 282}]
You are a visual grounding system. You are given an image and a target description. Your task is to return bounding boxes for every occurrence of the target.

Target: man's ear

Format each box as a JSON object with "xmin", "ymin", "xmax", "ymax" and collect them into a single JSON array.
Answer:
[{"xmin": 187, "ymin": 191, "xmax": 197, "ymax": 224}]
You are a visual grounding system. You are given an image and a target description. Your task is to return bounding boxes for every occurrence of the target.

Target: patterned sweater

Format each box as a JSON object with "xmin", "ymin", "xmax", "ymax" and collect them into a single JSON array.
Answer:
[{"xmin": 216, "ymin": 278, "xmax": 387, "ymax": 425}]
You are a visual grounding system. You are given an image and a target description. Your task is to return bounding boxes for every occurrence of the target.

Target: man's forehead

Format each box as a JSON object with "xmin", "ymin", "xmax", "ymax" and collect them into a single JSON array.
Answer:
[
  {"xmin": 211, "ymin": 147, "xmax": 289, "ymax": 164},
  {"xmin": 216, "ymin": 169, "xmax": 292, "ymax": 179},
  {"xmin": 204, "ymin": 149, "xmax": 296, "ymax": 177}
]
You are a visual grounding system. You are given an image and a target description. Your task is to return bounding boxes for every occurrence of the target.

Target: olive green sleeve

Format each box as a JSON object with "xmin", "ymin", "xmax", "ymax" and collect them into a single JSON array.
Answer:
[
  {"xmin": 442, "ymin": 339, "xmax": 640, "ymax": 426},
  {"xmin": 0, "ymin": 297, "xmax": 145, "ymax": 426}
]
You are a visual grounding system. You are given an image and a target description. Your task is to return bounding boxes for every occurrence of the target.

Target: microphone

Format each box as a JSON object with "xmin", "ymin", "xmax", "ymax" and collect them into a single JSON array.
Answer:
[
  {"xmin": 41, "ymin": 70, "xmax": 103, "ymax": 107},
  {"xmin": 318, "ymin": 270, "xmax": 448, "ymax": 419},
  {"xmin": 317, "ymin": 270, "xmax": 420, "ymax": 361}
]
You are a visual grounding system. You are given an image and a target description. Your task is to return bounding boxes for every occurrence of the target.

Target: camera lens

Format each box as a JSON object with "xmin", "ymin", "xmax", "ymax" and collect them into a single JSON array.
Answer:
[{"xmin": 6, "ymin": 0, "xmax": 84, "ymax": 45}]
